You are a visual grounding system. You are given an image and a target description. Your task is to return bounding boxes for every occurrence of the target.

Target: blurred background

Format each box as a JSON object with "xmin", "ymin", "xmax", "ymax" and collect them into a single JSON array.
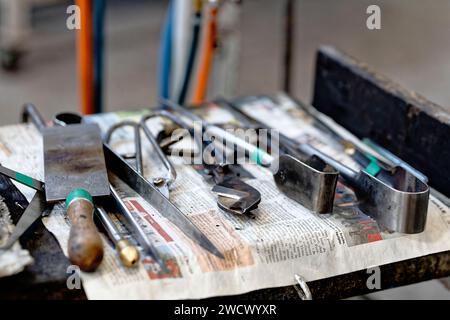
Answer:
[
  {"xmin": 1, "ymin": 0, "xmax": 450, "ymax": 124},
  {"xmin": 0, "ymin": 0, "xmax": 449, "ymax": 299}
]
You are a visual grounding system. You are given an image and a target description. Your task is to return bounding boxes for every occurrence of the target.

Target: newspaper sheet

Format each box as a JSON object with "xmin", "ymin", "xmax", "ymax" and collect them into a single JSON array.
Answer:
[{"xmin": 0, "ymin": 94, "xmax": 449, "ymax": 299}]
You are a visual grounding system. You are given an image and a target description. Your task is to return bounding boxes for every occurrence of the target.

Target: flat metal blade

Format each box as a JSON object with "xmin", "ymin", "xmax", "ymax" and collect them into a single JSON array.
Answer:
[
  {"xmin": 103, "ymin": 144, "xmax": 224, "ymax": 259},
  {"xmin": 43, "ymin": 124, "xmax": 110, "ymax": 202},
  {"xmin": 0, "ymin": 192, "xmax": 49, "ymax": 250}
]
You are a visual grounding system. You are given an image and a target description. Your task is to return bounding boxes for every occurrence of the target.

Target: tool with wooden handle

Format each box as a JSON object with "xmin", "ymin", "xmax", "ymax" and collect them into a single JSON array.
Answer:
[
  {"xmin": 43, "ymin": 125, "xmax": 109, "ymax": 271},
  {"xmin": 39, "ymin": 114, "xmax": 110, "ymax": 271},
  {"xmin": 20, "ymin": 104, "xmax": 110, "ymax": 271},
  {"xmin": 64, "ymin": 189, "xmax": 104, "ymax": 271}
]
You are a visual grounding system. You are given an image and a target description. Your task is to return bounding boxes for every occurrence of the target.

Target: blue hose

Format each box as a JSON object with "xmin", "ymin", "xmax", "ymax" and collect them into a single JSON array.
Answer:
[
  {"xmin": 177, "ymin": 10, "xmax": 202, "ymax": 105},
  {"xmin": 159, "ymin": 1, "xmax": 174, "ymax": 103},
  {"xmin": 93, "ymin": 0, "xmax": 106, "ymax": 114}
]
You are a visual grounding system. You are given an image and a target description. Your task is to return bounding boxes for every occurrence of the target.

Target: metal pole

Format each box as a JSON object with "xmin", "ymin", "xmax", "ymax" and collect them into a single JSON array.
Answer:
[{"xmin": 282, "ymin": 0, "xmax": 295, "ymax": 94}]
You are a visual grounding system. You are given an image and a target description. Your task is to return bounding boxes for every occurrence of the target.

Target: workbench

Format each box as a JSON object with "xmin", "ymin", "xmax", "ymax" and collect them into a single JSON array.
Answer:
[{"xmin": 1, "ymin": 46, "xmax": 449, "ymax": 300}]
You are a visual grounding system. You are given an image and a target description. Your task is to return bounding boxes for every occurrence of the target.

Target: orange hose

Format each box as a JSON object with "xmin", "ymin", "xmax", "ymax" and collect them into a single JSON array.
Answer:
[
  {"xmin": 192, "ymin": 6, "xmax": 218, "ymax": 105},
  {"xmin": 76, "ymin": 0, "xmax": 94, "ymax": 114}
]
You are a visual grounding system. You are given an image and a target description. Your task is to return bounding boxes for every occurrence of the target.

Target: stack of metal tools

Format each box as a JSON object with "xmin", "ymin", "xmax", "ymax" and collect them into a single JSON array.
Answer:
[
  {"xmin": 0, "ymin": 96, "xmax": 432, "ymax": 276},
  {"xmin": 0, "ymin": 104, "xmax": 224, "ymax": 272}
]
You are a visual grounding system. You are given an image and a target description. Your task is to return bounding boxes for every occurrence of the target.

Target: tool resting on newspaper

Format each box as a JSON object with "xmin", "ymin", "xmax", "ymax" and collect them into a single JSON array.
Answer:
[
  {"xmin": 218, "ymin": 99, "xmax": 430, "ymax": 234},
  {"xmin": 53, "ymin": 110, "xmax": 223, "ymax": 260},
  {"xmin": 20, "ymin": 104, "xmax": 109, "ymax": 271},
  {"xmin": 159, "ymin": 99, "xmax": 262, "ymax": 215},
  {"xmin": 161, "ymin": 99, "xmax": 339, "ymax": 214}
]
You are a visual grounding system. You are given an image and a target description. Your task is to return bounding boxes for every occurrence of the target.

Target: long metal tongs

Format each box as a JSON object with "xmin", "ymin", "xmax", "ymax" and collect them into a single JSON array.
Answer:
[
  {"xmin": 159, "ymin": 99, "xmax": 262, "ymax": 216},
  {"xmin": 219, "ymin": 99, "xmax": 430, "ymax": 233},
  {"xmin": 52, "ymin": 110, "xmax": 224, "ymax": 259},
  {"xmin": 164, "ymin": 98, "xmax": 339, "ymax": 214},
  {"xmin": 102, "ymin": 112, "xmax": 224, "ymax": 258},
  {"xmin": 105, "ymin": 111, "xmax": 179, "ymax": 198}
]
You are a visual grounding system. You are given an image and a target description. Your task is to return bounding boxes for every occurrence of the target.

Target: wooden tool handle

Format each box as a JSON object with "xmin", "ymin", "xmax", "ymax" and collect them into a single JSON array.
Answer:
[{"xmin": 66, "ymin": 189, "xmax": 103, "ymax": 272}]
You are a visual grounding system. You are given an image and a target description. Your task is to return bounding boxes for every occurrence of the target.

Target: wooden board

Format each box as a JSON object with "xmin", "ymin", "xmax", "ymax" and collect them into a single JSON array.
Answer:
[{"xmin": 312, "ymin": 45, "xmax": 450, "ymax": 197}]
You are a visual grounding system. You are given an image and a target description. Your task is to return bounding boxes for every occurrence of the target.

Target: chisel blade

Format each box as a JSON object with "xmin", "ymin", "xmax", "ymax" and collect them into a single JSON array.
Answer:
[
  {"xmin": 103, "ymin": 144, "xmax": 224, "ymax": 259},
  {"xmin": 43, "ymin": 124, "xmax": 110, "ymax": 202}
]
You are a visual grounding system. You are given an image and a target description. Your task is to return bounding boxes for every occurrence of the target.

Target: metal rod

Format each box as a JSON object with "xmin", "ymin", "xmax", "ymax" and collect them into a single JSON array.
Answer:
[
  {"xmin": 96, "ymin": 206, "xmax": 140, "ymax": 268},
  {"xmin": 109, "ymin": 185, "xmax": 164, "ymax": 266},
  {"xmin": 282, "ymin": 0, "xmax": 295, "ymax": 94},
  {"xmin": 297, "ymin": 143, "xmax": 357, "ymax": 181},
  {"xmin": 21, "ymin": 103, "xmax": 46, "ymax": 133}
]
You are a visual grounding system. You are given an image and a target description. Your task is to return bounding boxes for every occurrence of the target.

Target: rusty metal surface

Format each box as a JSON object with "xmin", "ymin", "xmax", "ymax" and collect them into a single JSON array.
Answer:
[{"xmin": 43, "ymin": 123, "xmax": 109, "ymax": 202}]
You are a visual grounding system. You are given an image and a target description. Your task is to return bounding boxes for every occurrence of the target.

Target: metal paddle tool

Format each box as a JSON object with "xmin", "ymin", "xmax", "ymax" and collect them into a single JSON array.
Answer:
[
  {"xmin": 52, "ymin": 112, "xmax": 164, "ymax": 267},
  {"xmin": 58, "ymin": 111, "xmax": 223, "ymax": 260}
]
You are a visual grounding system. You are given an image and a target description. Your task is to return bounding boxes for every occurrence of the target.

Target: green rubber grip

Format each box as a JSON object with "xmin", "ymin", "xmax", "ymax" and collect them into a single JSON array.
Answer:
[
  {"xmin": 364, "ymin": 154, "xmax": 381, "ymax": 176},
  {"xmin": 66, "ymin": 189, "xmax": 93, "ymax": 208},
  {"xmin": 250, "ymin": 148, "xmax": 265, "ymax": 166}
]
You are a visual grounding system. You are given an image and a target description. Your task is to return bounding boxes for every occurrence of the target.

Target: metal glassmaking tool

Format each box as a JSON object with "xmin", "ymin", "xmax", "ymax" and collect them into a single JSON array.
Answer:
[
  {"xmin": 1, "ymin": 105, "xmax": 59, "ymax": 251},
  {"xmin": 103, "ymin": 144, "xmax": 224, "ymax": 259},
  {"xmin": 43, "ymin": 122, "xmax": 109, "ymax": 271},
  {"xmin": 95, "ymin": 206, "xmax": 140, "ymax": 268},
  {"xmin": 24, "ymin": 104, "xmax": 110, "ymax": 271},
  {"xmin": 0, "ymin": 165, "xmax": 139, "ymax": 268},
  {"xmin": 104, "ymin": 111, "xmax": 180, "ymax": 198},
  {"xmin": 19, "ymin": 105, "xmax": 141, "ymax": 269},
  {"xmin": 294, "ymin": 99, "xmax": 431, "ymax": 185},
  {"xmin": 159, "ymin": 99, "xmax": 263, "ymax": 215},
  {"xmin": 161, "ymin": 99, "xmax": 339, "ymax": 214},
  {"xmin": 298, "ymin": 144, "xmax": 430, "ymax": 233},
  {"xmin": 48, "ymin": 110, "xmax": 223, "ymax": 259},
  {"xmin": 219, "ymin": 99, "xmax": 430, "ymax": 233},
  {"xmin": 52, "ymin": 112, "xmax": 168, "ymax": 265}
]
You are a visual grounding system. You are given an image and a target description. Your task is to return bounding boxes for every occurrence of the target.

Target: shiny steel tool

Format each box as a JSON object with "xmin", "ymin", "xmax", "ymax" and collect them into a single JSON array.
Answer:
[
  {"xmin": 103, "ymin": 143, "xmax": 224, "ymax": 259},
  {"xmin": 220, "ymin": 99, "xmax": 430, "ymax": 232},
  {"xmin": 1, "ymin": 105, "xmax": 58, "ymax": 251},
  {"xmin": 53, "ymin": 112, "xmax": 165, "ymax": 265},
  {"xmin": 52, "ymin": 110, "xmax": 223, "ymax": 259},
  {"xmin": 362, "ymin": 138, "xmax": 429, "ymax": 183},
  {"xmin": 96, "ymin": 206, "xmax": 140, "ymax": 268},
  {"xmin": 22, "ymin": 104, "xmax": 109, "ymax": 271},
  {"xmin": 104, "ymin": 111, "xmax": 179, "ymax": 198},
  {"xmin": 166, "ymin": 98, "xmax": 339, "ymax": 214},
  {"xmin": 297, "ymin": 144, "xmax": 430, "ymax": 233},
  {"xmin": 293, "ymin": 99, "xmax": 396, "ymax": 168},
  {"xmin": 107, "ymin": 183, "xmax": 164, "ymax": 265},
  {"xmin": 0, "ymin": 164, "xmax": 45, "ymax": 191},
  {"xmin": 159, "ymin": 99, "xmax": 262, "ymax": 215}
]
